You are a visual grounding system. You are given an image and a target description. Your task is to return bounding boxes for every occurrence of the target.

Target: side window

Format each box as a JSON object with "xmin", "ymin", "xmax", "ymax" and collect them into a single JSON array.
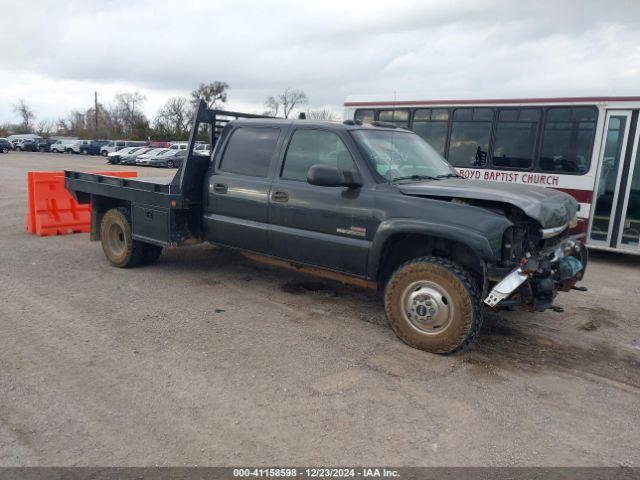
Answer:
[
  {"xmin": 539, "ymin": 107, "xmax": 597, "ymax": 174},
  {"xmin": 448, "ymin": 108, "xmax": 493, "ymax": 168},
  {"xmin": 354, "ymin": 109, "xmax": 375, "ymax": 124},
  {"xmin": 377, "ymin": 109, "xmax": 410, "ymax": 128},
  {"xmin": 281, "ymin": 129, "xmax": 355, "ymax": 182},
  {"xmin": 492, "ymin": 108, "xmax": 540, "ymax": 170},
  {"xmin": 219, "ymin": 127, "xmax": 280, "ymax": 178},
  {"xmin": 412, "ymin": 108, "xmax": 449, "ymax": 156}
]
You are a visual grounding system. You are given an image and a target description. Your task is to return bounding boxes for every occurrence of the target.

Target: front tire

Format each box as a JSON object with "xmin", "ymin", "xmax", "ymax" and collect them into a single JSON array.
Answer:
[
  {"xmin": 384, "ymin": 256, "xmax": 483, "ymax": 354},
  {"xmin": 1, "ymin": 147, "xmax": 8, "ymax": 153},
  {"xmin": 166, "ymin": 160, "xmax": 174, "ymax": 168}
]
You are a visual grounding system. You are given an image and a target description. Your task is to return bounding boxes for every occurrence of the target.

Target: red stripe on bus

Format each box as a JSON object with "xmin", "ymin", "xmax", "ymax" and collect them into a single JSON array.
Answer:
[
  {"xmin": 569, "ymin": 219, "xmax": 588, "ymax": 238},
  {"xmin": 344, "ymin": 96, "xmax": 640, "ymax": 107},
  {"xmin": 554, "ymin": 188, "xmax": 593, "ymax": 204}
]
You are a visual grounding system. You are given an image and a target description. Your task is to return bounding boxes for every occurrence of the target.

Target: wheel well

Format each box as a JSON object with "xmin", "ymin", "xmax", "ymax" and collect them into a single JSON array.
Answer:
[
  {"xmin": 90, "ymin": 195, "xmax": 129, "ymax": 241},
  {"xmin": 377, "ymin": 233, "xmax": 485, "ymax": 290}
]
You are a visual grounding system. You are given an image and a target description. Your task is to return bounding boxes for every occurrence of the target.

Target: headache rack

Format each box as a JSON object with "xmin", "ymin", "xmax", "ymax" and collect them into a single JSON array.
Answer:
[
  {"xmin": 172, "ymin": 102, "xmax": 273, "ymax": 206},
  {"xmin": 64, "ymin": 101, "xmax": 273, "ymax": 246}
]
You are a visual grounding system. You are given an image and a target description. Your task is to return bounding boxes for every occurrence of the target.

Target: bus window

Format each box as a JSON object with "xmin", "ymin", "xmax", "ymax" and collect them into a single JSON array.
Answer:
[
  {"xmin": 355, "ymin": 109, "xmax": 375, "ymax": 124},
  {"xmin": 448, "ymin": 108, "xmax": 493, "ymax": 168},
  {"xmin": 539, "ymin": 107, "xmax": 597, "ymax": 174},
  {"xmin": 378, "ymin": 109, "xmax": 410, "ymax": 128},
  {"xmin": 412, "ymin": 109, "xmax": 449, "ymax": 156},
  {"xmin": 492, "ymin": 109, "xmax": 540, "ymax": 170}
]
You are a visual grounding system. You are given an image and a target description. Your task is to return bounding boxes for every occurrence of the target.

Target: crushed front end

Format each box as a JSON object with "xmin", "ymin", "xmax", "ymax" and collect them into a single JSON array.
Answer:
[{"xmin": 484, "ymin": 216, "xmax": 588, "ymax": 312}]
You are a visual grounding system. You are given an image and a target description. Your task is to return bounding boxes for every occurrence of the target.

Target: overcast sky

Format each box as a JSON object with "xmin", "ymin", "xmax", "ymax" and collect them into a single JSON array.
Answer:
[{"xmin": 1, "ymin": 0, "xmax": 639, "ymax": 124}]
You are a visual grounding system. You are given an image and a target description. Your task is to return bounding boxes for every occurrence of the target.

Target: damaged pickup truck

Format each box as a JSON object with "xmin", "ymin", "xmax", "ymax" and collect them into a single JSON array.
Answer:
[{"xmin": 65, "ymin": 101, "xmax": 587, "ymax": 354}]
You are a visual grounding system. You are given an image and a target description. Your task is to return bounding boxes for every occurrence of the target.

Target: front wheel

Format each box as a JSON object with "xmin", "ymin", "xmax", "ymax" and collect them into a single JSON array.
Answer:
[
  {"xmin": 101, "ymin": 151, "xmax": 108, "ymax": 157},
  {"xmin": 166, "ymin": 160, "xmax": 174, "ymax": 168},
  {"xmin": 1, "ymin": 147, "xmax": 8, "ymax": 153},
  {"xmin": 384, "ymin": 256, "xmax": 483, "ymax": 354}
]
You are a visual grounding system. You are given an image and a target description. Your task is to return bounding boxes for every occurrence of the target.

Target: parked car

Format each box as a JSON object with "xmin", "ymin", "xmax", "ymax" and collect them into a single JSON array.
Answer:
[
  {"xmin": 79, "ymin": 140, "xmax": 110, "ymax": 155},
  {"xmin": 147, "ymin": 141, "xmax": 170, "ymax": 148},
  {"xmin": 64, "ymin": 101, "xmax": 587, "ymax": 354},
  {"xmin": 50, "ymin": 139, "xmax": 78, "ymax": 153},
  {"xmin": 15, "ymin": 139, "xmax": 39, "ymax": 151},
  {"xmin": 194, "ymin": 144, "xmax": 211, "ymax": 156},
  {"xmin": 106, "ymin": 146, "xmax": 143, "ymax": 164},
  {"xmin": 146, "ymin": 148, "xmax": 186, "ymax": 168},
  {"xmin": 12, "ymin": 137, "xmax": 43, "ymax": 151},
  {"xmin": 134, "ymin": 148, "xmax": 169, "ymax": 165},
  {"xmin": 168, "ymin": 142, "xmax": 188, "ymax": 151},
  {"xmin": 0, "ymin": 138, "xmax": 12, "ymax": 153},
  {"xmin": 67, "ymin": 139, "xmax": 94, "ymax": 154},
  {"xmin": 117, "ymin": 147, "xmax": 153, "ymax": 165},
  {"xmin": 101, "ymin": 140, "xmax": 146, "ymax": 156},
  {"xmin": 36, "ymin": 139, "xmax": 58, "ymax": 152}
]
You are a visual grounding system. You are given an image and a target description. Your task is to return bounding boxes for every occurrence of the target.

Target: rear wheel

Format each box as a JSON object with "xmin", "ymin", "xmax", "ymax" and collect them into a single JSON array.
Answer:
[
  {"xmin": 1, "ymin": 147, "xmax": 8, "ymax": 153},
  {"xmin": 384, "ymin": 256, "xmax": 483, "ymax": 354},
  {"xmin": 100, "ymin": 207, "xmax": 146, "ymax": 268},
  {"xmin": 101, "ymin": 150, "xmax": 108, "ymax": 157},
  {"xmin": 166, "ymin": 160, "xmax": 174, "ymax": 168}
]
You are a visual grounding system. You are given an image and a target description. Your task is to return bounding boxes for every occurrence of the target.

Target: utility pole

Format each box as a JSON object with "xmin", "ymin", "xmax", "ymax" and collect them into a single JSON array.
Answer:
[{"xmin": 94, "ymin": 91, "xmax": 99, "ymax": 134}]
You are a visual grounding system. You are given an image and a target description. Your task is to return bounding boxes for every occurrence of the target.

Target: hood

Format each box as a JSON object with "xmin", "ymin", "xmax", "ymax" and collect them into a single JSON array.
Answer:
[{"xmin": 397, "ymin": 179, "xmax": 577, "ymax": 228}]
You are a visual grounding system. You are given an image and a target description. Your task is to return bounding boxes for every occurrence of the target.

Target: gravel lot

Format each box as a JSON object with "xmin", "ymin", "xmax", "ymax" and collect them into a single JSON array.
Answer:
[{"xmin": 1, "ymin": 152, "xmax": 639, "ymax": 466}]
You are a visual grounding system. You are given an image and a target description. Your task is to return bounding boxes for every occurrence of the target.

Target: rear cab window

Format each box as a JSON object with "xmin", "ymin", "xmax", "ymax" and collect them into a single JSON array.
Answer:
[{"xmin": 218, "ymin": 126, "xmax": 281, "ymax": 178}]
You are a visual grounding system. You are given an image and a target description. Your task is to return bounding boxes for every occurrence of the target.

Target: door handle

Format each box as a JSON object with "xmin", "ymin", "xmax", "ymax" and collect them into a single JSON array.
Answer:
[
  {"xmin": 272, "ymin": 190, "xmax": 289, "ymax": 203},
  {"xmin": 213, "ymin": 183, "xmax": 228, "ymax": 194}
]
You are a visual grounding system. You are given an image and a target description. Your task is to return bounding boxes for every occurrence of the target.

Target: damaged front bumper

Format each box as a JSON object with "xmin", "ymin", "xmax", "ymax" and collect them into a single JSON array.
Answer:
[{"xmin": 484, "ymin": 238, "xmax": 587, "ymax": 310}]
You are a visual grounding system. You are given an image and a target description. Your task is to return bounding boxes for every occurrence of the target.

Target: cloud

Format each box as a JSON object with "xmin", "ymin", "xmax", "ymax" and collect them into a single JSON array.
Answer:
[{"xmin": 0, "ymin": 0, "xmax": 639, "ymax": 122}]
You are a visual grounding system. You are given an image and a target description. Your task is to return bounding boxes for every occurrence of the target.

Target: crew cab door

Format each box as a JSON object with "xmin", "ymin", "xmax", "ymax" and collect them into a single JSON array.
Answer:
[
  {"xmin": 203, "ymin": 125, "xmax": 284, "ymax": 253},
  {"xmin": 268, "ymin": 127, "xmax": 375, "ymax": 276}
]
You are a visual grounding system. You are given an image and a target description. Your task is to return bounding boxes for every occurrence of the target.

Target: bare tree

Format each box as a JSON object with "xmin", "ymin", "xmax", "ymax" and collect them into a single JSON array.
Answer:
[
  {"xmin": 35, "ymin": 119, "xmax": 56, "ymax": 137},
  {"xmin": 306, "ymin": 108, "xmax": 339, "ymax": 121},
  {"xmin": 279, "ymin": 88, "xmax": 308, "ymax": 118},
  {"xmin": 154, "ymin": 97, "xmax": 191, "ymax": 139},
  {"xmin": 264, "ymin": 96, "xmax": 279, "ymax": 117},
  {"xmin": 114, "ymin": 91, "xmax": 147, "ymax": 136},
  {"xmin": 13, "ymin": 99, "xmax": 35, "ymax": 133},
  {"xmin": 57, "ymin": 111, "xmax": 86, "ymax": 136},
  {"xmin": 190, "ymin": 81, "xmax": 229, "ymax": 110},
  {"xmin": 264, "ymin": 88, "xmax": 308, "ymax": 118}
]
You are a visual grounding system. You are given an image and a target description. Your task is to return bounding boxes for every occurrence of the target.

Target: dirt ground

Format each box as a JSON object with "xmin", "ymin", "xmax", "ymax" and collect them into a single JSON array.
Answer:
[{"xmin": 0, "ymin": 152, "xmax": 639, "ymax": 466}]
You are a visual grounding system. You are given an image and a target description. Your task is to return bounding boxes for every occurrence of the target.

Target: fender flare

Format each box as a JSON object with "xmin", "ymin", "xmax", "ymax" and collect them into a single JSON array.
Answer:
[{"xmin": 367, "ymin": 218, "xmax": 508, "ymax": 280}]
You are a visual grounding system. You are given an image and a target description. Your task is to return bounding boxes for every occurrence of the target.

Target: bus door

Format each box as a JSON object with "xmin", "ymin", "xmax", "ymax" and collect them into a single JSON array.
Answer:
[{"xmin": 589, "ymin": 110, "xmax": 640, "ymax": 250}]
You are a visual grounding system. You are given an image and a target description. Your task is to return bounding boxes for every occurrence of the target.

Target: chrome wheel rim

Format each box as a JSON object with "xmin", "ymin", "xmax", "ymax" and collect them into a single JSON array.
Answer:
[{"xmin": 400, "ymin": 280, "xmax": 453, "ymax": 334}]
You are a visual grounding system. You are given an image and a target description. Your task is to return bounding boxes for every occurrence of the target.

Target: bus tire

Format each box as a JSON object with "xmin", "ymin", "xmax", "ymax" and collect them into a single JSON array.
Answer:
[
  {"xmin": 384, "ymin": 256, "xmax": 483, "ymax": 354},
  {"xmin": 100, "ymin": 207, "xmax": 145, "ymax": 268}
]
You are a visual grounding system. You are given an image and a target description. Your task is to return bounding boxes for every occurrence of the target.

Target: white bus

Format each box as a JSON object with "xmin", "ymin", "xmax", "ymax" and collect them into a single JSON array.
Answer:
[{"xmin": 344, "ymin": 95, "xmax": 640, "ymax": 254}]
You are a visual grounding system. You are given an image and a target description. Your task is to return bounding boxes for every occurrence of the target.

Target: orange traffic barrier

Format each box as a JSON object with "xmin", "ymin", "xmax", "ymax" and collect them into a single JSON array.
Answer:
[{"xmin": 25, "ymin": 171, "xmax": 138, "ymax": 237}]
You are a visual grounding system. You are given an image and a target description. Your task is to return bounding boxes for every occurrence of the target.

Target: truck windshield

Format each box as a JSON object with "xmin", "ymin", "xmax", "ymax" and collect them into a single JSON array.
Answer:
[{"xmin": 351, "ymin": 129, "xmax": 455, "ymax": 182}]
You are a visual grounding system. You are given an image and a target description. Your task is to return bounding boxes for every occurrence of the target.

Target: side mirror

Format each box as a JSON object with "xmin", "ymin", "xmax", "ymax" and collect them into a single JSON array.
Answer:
[{"xmin": 307, "ymin": 164, "xmax": 362, "ymax": 188}]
